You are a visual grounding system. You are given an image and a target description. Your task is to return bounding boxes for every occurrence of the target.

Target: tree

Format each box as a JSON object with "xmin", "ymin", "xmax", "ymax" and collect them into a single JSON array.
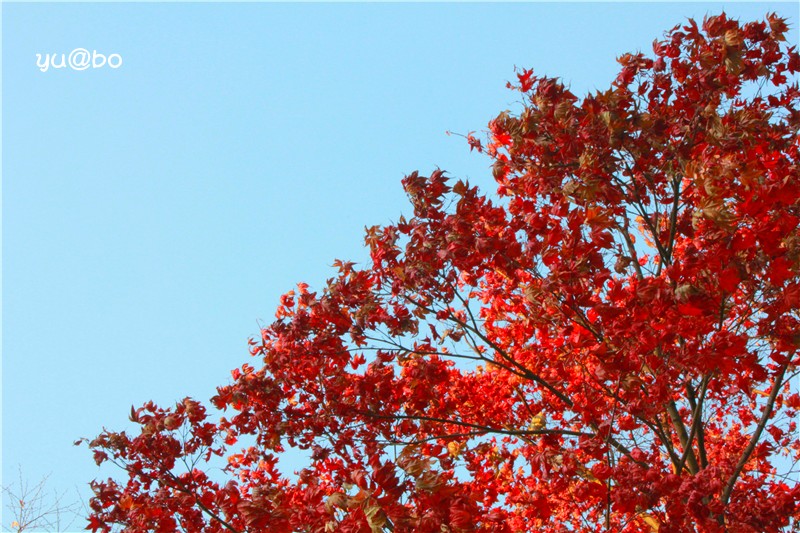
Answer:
[
  {"xmin": 83, "ymin": 13, "xmax": 800, "ymax": 532},
  {"xmin": 3, "ymin": 467, "xmax": 84, "ymax": 532}
]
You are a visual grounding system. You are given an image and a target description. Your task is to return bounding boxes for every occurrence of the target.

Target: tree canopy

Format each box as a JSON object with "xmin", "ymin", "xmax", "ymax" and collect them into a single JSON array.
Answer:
[{"xmin": 85, "ymin": 13, "xmax": 800, "ymax": 532}]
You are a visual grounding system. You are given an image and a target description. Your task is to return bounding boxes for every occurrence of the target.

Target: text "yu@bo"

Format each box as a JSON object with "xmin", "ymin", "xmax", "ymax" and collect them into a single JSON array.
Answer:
[{"xmin": 36, "ymin": 49, "xmax": 123, "ymax": 72}]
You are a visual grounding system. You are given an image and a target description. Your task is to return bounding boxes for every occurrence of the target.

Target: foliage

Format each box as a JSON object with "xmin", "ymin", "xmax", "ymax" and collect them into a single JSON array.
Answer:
[{"xmin": 84, "ymin": 14, "xmax": 800, "ymax": 532}]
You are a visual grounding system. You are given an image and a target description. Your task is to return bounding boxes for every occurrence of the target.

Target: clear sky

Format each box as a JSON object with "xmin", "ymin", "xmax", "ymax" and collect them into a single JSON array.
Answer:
[{"xmin": 3, "ymin": 2, "xmax": 799, "ymax": 527}]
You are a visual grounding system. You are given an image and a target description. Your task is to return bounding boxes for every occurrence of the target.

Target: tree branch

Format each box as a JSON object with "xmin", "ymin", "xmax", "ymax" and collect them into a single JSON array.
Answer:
[{"xmin": 720, "ymin": 361, "xmax": 790, "ymax": 506}]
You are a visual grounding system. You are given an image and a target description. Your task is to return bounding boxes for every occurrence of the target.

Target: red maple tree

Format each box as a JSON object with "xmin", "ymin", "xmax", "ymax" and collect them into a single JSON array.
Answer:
[{"xmin": 84, "ymin": 14, "xmax": 800, "ymax": 532}]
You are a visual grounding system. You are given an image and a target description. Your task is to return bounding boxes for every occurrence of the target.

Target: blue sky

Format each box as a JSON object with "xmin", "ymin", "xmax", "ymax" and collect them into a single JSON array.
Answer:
[{"xmin": 3, "ymin": 2, "xmax": 798, "ymax": 526}]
